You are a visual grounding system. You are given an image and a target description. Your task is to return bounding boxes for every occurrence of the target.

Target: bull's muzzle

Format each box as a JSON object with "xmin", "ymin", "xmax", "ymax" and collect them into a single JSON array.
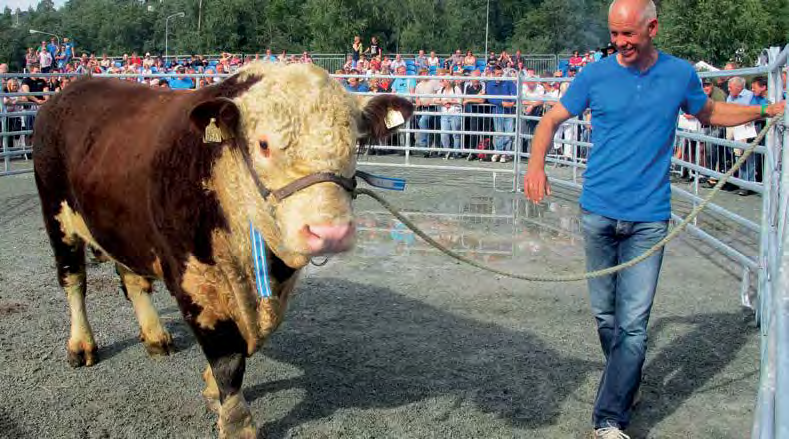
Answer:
[{"xmin": 302, "ymin": 221, "xmax": 356, "ymax": 255}]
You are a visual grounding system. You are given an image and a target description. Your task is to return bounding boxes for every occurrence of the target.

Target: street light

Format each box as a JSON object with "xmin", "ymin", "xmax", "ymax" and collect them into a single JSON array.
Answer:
[
  {"xmin": 29, "ymin": 29, "xmax": 61, "ymax": 48},
  {"xmin": 484, "ymin": 0, "xmax": 490, "ymax": 57},
  {"xmin": 165, "ymin": 12, "xmax": 185, "ymax": 62}
]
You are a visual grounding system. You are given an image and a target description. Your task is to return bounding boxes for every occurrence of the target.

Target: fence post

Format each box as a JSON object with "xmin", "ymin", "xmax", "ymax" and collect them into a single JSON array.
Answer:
[{"xmin": 513, "ymin": 71, "xmax": 523, "ymax": 192}]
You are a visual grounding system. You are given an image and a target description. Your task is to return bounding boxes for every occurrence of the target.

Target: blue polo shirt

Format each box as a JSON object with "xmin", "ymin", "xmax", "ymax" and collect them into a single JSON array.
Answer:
[
  {"xmin": 486, "ymin": 80, "xmax": 517, "ymax": 114},
  {"xmin": 391, "ymin": 78, "xmax": 415, "ymax": 95},
  {"xmin": 561, "ymin": 52, "xmax": 708, "ymax": 221}
]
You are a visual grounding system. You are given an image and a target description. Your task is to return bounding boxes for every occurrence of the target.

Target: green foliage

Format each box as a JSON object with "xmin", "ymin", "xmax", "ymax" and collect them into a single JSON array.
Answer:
[
  {"xmin": 658, "ymin": 0, "xmax": 787, "ymax": 65},
  {"xmin": 1, "ymin": 0, "xmax": 787, "ymax": 71}
]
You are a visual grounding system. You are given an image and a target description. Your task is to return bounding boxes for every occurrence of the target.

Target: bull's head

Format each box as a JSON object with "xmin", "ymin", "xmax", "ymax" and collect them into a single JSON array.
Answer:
[{"xmin": 190, "ymin": 62, "xmax": 413, "ymax": 268}]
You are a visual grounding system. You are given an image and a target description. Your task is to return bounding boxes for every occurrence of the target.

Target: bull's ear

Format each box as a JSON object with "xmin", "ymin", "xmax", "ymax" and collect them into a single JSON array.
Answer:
[
  {"xmin": 189, "ymin": 97, "xmax": 241, "ymax": 144},
  {"xmin": 358, "ymin": 95, "xmax": 415, "ymax": 141}
]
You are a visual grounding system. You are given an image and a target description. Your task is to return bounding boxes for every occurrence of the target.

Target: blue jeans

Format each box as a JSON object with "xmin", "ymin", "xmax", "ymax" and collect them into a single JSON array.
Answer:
[
  {"xmin": 581, "ymin": 210, "xmax": 668, "ymax": 429},
  {"xmin": 440, "ymin": 115, "xmax": 461, "ymax": 150},
  {"xmin": 416, "ymin": 113, "xmax": 433, "ymax": 147},
  {"xmin": 493, "ymin": 113, "xmax": 514, "ymax": 152}
]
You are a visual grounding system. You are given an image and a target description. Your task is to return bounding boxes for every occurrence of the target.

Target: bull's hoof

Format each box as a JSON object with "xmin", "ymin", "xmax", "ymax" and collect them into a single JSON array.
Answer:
[
  {"xmin": 217, "ymin": 394, "xmax": 257, "ymax": 439},
  {"xmin": 140, "ymin": 330, "xmax": 174, "ymax": 357},
  {"xmin": 66, "ymin": 344, "xmax": 98, "ymax": 367}
]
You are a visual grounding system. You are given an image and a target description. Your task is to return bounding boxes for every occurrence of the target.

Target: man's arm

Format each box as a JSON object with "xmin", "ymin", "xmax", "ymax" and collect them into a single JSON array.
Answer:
[
  {"xmin": 695, "ymin": 98, "xmax": 785, "ymax": 127},
  {"xmin": 524, "ymin": 102, "xmax": 574, "ymax": 203}
]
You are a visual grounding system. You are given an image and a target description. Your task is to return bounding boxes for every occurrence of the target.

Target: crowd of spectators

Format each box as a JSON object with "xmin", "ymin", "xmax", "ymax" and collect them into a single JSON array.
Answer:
[{"xmin": 2, "ymin": 36, "xmax": 785, "ymax": 192}]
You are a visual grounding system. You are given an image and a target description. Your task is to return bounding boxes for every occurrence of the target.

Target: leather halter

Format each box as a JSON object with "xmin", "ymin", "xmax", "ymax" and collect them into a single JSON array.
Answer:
[{"xmin": 238, "ymin": 146, "xmax": 358, "ymax": 202}]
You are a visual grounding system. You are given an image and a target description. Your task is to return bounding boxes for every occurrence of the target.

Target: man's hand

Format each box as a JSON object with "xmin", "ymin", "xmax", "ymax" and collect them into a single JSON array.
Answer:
[
  {"xmin": 524, "ymin": 168, "xmax": 551, "ymax": 204},
  {"xmin": 767, "ymin": 101, "xmax": 786, "ymax": 118}
]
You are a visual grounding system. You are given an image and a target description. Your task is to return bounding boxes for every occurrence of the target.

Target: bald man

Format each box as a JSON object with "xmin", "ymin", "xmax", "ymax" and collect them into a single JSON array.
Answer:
[{"xmin": 524, "ymin": 1, "xmax": 785, "ymax": 437}]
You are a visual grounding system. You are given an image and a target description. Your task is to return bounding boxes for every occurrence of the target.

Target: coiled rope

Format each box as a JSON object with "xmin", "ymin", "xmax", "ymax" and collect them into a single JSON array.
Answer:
[{"xmin": 354, "ymin": 116, "xmax": 783, "ymax": 282}]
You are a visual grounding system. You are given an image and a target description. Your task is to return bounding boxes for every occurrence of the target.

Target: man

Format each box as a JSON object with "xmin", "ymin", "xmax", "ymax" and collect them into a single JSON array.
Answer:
[
  {"xmin": 0, "ymin": 63, "xmax": 8, "ymax": 90},
  {"xmin": 485, "ymin": 65, "xmax": 517, "ymax": 162},
  {"xmin": 415, "ymin": 50, "xmax": 429, "ymax": 70},
  {"xmin": 725, "ymin": 76, "xmax": 758, "ymax": 193},
  {"xmin": 414, "ymin": 68, "xmax": 441, "ymax": 157},
  {"xmin": 751, "ymin": 76, "xmax": 769, "ymax": 106},
  {"xmin": 523, "ymin": 1, "xmax": 785, "ymax": 438},
  {"xmin": 463, "ymin": 70, "xmax": 487, "ymax": 160}
]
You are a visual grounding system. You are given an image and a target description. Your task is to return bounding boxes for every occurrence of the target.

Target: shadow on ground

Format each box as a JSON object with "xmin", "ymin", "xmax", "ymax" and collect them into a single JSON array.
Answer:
[
  {"xmin": 248, "ymin": 277, "xmax": 597, "ymax": 438},
  {"xmin": 630, "ymin": 312, "xmax": 755, "ymax": 437}
]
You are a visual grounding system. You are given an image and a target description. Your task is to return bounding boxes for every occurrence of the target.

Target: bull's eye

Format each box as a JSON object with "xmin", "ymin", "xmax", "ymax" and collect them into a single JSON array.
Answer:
[{"xmin": 259, "ymin": 141, "xmax": 269, "ymax": 151}]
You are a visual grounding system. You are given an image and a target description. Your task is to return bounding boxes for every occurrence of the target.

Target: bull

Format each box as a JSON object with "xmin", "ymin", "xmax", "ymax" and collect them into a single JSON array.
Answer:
[{"xmin": 33, "ymin": 62, "xmax": 413, "ymax": 437}]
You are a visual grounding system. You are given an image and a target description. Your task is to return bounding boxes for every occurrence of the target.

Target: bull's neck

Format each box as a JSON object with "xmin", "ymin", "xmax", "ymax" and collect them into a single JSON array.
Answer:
[{"xmin": 207, "ymin": 146, "xmax": 308, "ymax": 269}]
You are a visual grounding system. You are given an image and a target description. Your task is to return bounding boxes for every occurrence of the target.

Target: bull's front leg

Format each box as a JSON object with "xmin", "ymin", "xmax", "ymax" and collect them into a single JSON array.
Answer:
[{"xmin": 192, "ymin": 320, "xmax": 256, "ymax": 438}]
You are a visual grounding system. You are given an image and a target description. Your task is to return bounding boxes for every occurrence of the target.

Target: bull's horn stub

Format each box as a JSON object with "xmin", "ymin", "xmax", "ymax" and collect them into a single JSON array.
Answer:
[{"xmin": 384, "ymin": 109, "xmax": 405, "ymax": 129}]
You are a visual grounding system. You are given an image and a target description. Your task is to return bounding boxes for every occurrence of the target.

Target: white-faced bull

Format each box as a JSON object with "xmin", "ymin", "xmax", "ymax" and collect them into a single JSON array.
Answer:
[{"xmin": 32, "ymin": 62, "xmax": 413, "ymax": 437}]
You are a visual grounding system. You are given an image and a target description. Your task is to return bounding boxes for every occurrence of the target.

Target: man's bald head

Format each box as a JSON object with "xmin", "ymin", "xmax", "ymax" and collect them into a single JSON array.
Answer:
[{"xmin": 609, "ymin": 0, "xmax": 657, "ymax": 24}]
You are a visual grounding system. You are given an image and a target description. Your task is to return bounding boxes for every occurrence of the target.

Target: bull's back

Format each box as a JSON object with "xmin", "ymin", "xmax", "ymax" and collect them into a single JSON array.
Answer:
[{"xmin": 34, "ymin": 78, "xmax": 192, "ymax": 275}]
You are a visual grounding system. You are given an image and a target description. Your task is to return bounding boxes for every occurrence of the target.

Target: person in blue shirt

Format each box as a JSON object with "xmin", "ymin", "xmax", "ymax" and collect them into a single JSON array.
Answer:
[
  {"xmin": 485, "ymin": 65, "xmax": 517, "ymax": 162},
  {"xmin": 524, "ymin": 1, "xmax": 785, "ymax": 437}
]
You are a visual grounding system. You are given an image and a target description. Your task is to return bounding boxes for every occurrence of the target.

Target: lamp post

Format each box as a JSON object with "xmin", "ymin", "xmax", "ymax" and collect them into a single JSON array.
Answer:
[
  {"xmin": 484, "ymin": 0, "xmax": 490, "ymax": 57},
  {"xmin": 29, "ymin": 29, "xmax": 61, "ymax": 48},
  {"xmin": 165, "ymin": 12, "xmax": 185, "ymax": 62}
]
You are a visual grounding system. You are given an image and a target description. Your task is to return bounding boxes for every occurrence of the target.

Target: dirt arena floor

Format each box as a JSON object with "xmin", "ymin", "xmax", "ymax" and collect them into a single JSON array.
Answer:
[{"xmin": 0, "ymin": 157, "xmax": 763, "ymax": 438}]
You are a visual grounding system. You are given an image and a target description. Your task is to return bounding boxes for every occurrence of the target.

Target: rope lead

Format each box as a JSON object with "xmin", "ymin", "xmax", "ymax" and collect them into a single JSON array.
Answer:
[{"xmin": 354, "ymin": 116, "xmax": 783, "ymax": 282}]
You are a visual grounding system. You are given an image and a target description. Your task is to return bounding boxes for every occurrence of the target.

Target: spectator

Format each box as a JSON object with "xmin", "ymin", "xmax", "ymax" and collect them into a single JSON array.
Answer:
[
  {"xmin": 38, "ymin": 43, "xmax": 53, "ymax": 73},
  {"xmin": 463, "ymin": 50, "xmax": 476, "ymax": 67},
  {"xmin": 366, "ymin": 37, "xmax": 381, "ymax": 59},
  {"xmin": 2, "ymin": 78, "xmax": 24, "ymax": 147},
  {"xmin": 381, "ymin": 55, "xmax": 392, "ymax": 73},
  {"xmin": 751, "ymin": 76, "xmax": 768, "ymax": 105},
  {"xmin": 0, "ymin": 63, "xmax": 8, "ymax": 90},
  {"xmin": 25, "ymin": 48, "xmax": 37, "ymax": 71},
  {"xmin": 427, "ymin": 51, "xmax": 440, "ymax": 68},
  {"xmin": 512, "ymin": 50, "xmax": 524, "ymax": 68},
  {"xmin": 498, "ymin": 50, "xmax": 512, "ymax": 68},
  {"xmin": 487, "ymin": 51, "xmax": 498, "ymax": 68},
  {"xmin": 414, "ymin": 68, "xmax": 441, "ymax": 157},
  {"xmin": 438, "ymin": 72, "xmax": 463, "ymax": 159},
  {"xmin": 343, "ymin": 54, "xmax": 355, "ymax": 72},
  {"xmin": 462, "ymin": 69, "xmax": 486, "ymax": 159},
  {"xmin": 63, "ymin": 37, "xmax": 74, "ymax": 64},
  {"xmin": 390, "ymin": 65, "xmax": 415, "ymax": 95},
  {"xmin": 167, "ymin": 65, "xmax": 194, "ymax": 90},
  {"xmin": 568, "ymin": 50, "xmax": 584, "ymax": 72},
  {"xmin": 300, "ymin": 51, "xmax": 313, "ymax": 64},
  {"xmin": 485, "ymin": 65, "xmax": 517, "ymax": 162},
  {"xmin": 390, "ymin": 54, "xmax": 406, "ymax": 72},
  {"xmin": 356, "ymin": 54, "xmax": 370, "ymax": 73},
  {"xmin": 345, "ymin": 76, "xmax": 369, "ymax": 93},
  {"xmin": 725, "ymin": 76, "xmax": 758, "ymax": 194},
  {"xmin": 521, "ymin": 77, "xmax": 546, "ymax": 153},
  {"xmin": 415, "ymin": 50, "xmax": 428, "ymax": 70},
  {"xmin": 351, "ymin": 35, "xmax": 363, "ymax": 62},
  {"xmin": 370, "ymin": 54, "xmax": 382, "ymax": 72}
]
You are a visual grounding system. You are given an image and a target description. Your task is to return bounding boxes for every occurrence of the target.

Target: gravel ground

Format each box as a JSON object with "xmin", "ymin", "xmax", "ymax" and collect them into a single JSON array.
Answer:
[{"xmin": 0, "ymin": 160, "xmax": 761, "ymax": 438}]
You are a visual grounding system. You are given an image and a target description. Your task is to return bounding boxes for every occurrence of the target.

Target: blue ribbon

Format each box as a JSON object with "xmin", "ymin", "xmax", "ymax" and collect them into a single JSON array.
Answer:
[{"xmin": 249, "ymin": 222, "xmax": 273, "ymax": 298}]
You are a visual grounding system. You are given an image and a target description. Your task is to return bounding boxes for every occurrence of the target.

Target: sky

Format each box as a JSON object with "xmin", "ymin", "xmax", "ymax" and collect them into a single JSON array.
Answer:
[{"xmin": 1, "ymin": 0, "xmax": 67, "ymax": 11}]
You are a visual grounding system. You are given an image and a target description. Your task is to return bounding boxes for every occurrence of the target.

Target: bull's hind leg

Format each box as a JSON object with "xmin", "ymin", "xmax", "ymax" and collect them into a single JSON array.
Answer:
[
  {"xmin": 116, "ymin": 265, "xmax": 173, "ymax": 356},
  {"xmin": 41, "ymin": 208, "xmax": 97, "ymax": 367}
]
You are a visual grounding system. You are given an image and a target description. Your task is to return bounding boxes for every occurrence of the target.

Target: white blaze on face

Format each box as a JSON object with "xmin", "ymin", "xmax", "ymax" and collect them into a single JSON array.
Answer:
[{"xmin": 233, "ymin": 63, "xmax": 360, "ymax": 258}]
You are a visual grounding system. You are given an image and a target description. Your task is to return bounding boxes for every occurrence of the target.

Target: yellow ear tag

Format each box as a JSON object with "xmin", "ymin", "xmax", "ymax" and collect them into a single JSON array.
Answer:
[
  {"xmin": 384, "ymin": 109, "xmax": 405, "ymax": 129},
  {"xmin": 203, "ymin": 118, "xmax": 223, "ymax": 143}
]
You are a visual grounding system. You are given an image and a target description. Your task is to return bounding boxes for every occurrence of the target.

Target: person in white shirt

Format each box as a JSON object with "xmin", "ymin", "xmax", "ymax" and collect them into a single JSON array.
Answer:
[{"xmin": 438, "ymin": 73, "xmax": 463, "ymax": 159}]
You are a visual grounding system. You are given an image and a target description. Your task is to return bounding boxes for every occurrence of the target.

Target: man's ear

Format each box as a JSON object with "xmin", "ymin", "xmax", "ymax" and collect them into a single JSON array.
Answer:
[
  {"xmin": 357, "ymin": 94, "xmax": 415, "ymax": 141},
  {"xmin": 189, "ymin": 97, "xmax": 241, "ymax": 143}
]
